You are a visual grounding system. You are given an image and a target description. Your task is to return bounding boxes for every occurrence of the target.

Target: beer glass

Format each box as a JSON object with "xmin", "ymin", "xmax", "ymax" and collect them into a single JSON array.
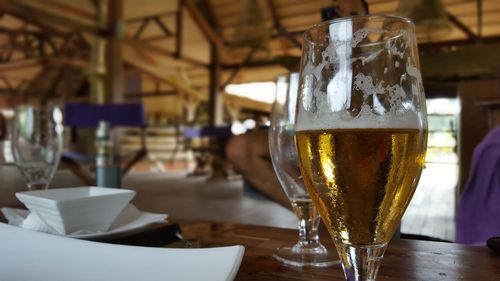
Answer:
[
  {"xmin": 11, "ymin": 105, "xmax": 63, "ymax": 190},
  {"xmin": 295, "ymin": 16, "xmax": 427, "ymax": 280},
  {"xmin": 269, "ymin": 73, "xmax": 338, "ymax": 267}
]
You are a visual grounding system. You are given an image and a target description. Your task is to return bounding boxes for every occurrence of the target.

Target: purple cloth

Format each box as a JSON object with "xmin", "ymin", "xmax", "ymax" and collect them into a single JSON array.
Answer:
[
  {"xmin": 183, "ymin": 127, "xmax": 201, "ymax": 139},
  {"xmin": 64, "ymin": 103, "xmax": 145, "ymax": 127},
  {"xmin": 183, "ymin": 126, "xmax": 233, "ymax": 139},
  {"xmin": 456, "ymin": 127, "xmax": 500, "ymax": 245}
]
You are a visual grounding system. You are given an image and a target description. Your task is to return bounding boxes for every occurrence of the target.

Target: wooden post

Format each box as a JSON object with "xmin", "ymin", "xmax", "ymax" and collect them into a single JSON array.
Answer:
[
  {"xmin": 106, "ymin": 0, "xmax": 124, "ymax": 103},
  {"xmin": 209, "ymin": 45, "xmax": 223, "ymax": 126},
  {"xmin": 89, "ymin": 0, "xmax": 107, "ymax": 104},
  {"xmin": 175, "ymin": 0, "xmax": 183, "ymax": 58},
  {"xmin": 225, "ymin": 102, "xmax": 241, "ymax": 122},
  {"xmin": 183, "ymin": 96, "xmax": 199, "ymax": 124}
]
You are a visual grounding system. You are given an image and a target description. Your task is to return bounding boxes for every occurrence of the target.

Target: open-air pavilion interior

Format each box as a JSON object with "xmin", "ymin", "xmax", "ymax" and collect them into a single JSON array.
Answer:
[{"xmin": 1, "ymin": 0, "xmax": 500, "ymax": 261}]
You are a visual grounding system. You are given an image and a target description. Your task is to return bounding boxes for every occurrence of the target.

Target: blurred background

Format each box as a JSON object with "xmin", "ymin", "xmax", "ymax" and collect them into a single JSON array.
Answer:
[{"xmin": 0, "ymin": 0, "xmax": 499, "ymax": 242}]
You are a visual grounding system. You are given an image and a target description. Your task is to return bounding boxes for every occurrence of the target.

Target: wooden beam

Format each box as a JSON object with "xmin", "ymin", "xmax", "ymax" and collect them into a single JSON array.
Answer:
[
  {"xmin": 89, "ymin": 0, "xmax": 107, "ymax": 104},
  {"xmin": 33, "ymin": 0, "xmax": 95, "ymax": 21},
  {"xmin": 0, "ymin": 0, "xmax": 101, "ymax": 35},
  {"xmin": 0, "ymin": 59, "xmax": 41, "ymax": 72},
  {"xmin": 447, "ymin": 12, "xmax": 478, "ymax": 40},
  {"xmin": 106, "ymin": 0, "xmax": 125, "ymax": 103},
  {"xmin": 133, "ymin": 18, "xmax": 151, "ymax": 40},
  {"xmin": 0, "ymin": 76, "xmax": 13, "ymax": 91},
  {"xmin": 47, "ymin": 57, "xmax": 89, "ymax": 69},
  {"xmin": 123, "ymin": 52, "xmax": 206, "ymax": 101},
  {"xmin": 208, "ymin": 44, "xmax": 223, "ymax": 126},
  {"xmin": 0, "ymin": 88, "xmax": 18, "ymax": 95},
  {"xmin": 175, "ymin": 0, "xmax": 183, "ymax": 58},
  {"xmin": 153, "ymin": 17, "xmax": 173, "ymax": 36},
  {"xmin": 419, "ymin": 36, "xmax": 500, "ymax": 50},
  {"xmin": 5, "ymin": 13, "xmax": 67, "ymax": 37},
  {"xmin": 223, "ymin": 94, "xmax": 272, "ymax": 113},
  {"xmin": 477, "ymin": 0, "xmax": 483, "ymax": 37},
  {"xmin": 183, "ymin": 0, "xmax": 232, "ymax": 63},
  {"xmin": 202, "ymin": 0, "xmax": 220, "ymax": 31},
  {"xmin": 124, "ymin": 90, "xmax": 177, "ymax": 99},
  {"xmin": 122, "ymin": 38, "xmax": 208, "ymax": 68},
  {"xmin": 420, "ymin": 43, "xmax": 500, "ymax": 80},
  {"xmin": 0, "ymin": 27, "xmax": 52, "ymax": 38},
  {"xmin": 275, "ymin": 25, "xmax": 301, "ymax": 49},
  {"xmin": 125, "ymin": 11, "xmax": 178, "ymax": 23},
  {"xmin": 220, "ymin": 46, "xmax": 259, "ymax": 90}
]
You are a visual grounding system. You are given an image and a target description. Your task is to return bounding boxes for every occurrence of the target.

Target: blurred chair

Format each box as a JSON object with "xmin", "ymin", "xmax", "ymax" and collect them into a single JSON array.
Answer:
[
  {"xmin": 456, "ymin": 127, "xmax": 500, "ymax": 245},
  {"xmin": 61, "ymin": 103, "xmax": 147, "ymax": 185},
  {"xmin": 183, "ymin": 126, "xmax": 233, "ymax": 178}
]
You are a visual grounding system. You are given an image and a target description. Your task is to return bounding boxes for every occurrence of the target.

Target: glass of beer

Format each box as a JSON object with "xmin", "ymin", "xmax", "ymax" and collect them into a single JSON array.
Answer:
[
  {"xmin": 295, "ymin": 15, "xmax": 427, "ymax": 280},
  {"xmin": 269, "ymin": 73, "xmax": 339, "ymax": 267}
]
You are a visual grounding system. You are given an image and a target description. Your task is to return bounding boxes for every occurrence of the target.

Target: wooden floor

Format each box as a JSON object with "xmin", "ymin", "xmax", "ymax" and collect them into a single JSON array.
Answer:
[
  {"xmin": 0, "ymin": 166, "xmax": 298, "ymax": 229},
  {"xmin": 401, "ymin": 162, "xmax": 457, "ymax": 241}
]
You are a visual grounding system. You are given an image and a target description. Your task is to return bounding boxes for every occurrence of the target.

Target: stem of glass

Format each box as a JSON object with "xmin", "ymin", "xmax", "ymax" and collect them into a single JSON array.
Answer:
[
  {"xmin": 335, "ymin": 242, "xmax": 388, "ymax": 281},
  {"xmin": 292, "ymin": 201, "xmax": 323, "ymax": 251}
]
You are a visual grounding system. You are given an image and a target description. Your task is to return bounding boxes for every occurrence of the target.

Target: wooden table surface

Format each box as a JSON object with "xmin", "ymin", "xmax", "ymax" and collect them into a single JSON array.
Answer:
[
  {"xmin": 176, "ymin": 221, "xmax": 500, "ymax": 281},
  {"xmin": 2, "ymin": 166, "xmax": 499, "ymax": 280}
]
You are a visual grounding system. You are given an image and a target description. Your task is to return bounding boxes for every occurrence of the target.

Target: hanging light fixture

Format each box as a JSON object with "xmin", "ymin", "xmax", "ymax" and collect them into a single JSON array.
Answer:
[
  {"xmin": 396, "ymin": 0, "xmax": 452, "ymax": 38},
  {"xmin": 230, "ymin": 0, "xmax": 271, "ymax": 60}
]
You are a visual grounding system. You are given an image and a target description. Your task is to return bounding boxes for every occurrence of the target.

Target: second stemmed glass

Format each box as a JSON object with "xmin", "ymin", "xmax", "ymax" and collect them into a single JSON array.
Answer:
[
  {"xmin": 269, "ymin": 73, "xmax": 339, "ymax": 267},
  {"xmin": 11, "ymin": 105, "xmax": 64, "ymax": 190}
]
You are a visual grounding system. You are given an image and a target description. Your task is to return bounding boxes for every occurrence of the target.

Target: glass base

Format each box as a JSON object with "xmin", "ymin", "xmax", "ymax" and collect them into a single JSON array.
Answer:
[
  {"xmin": 273, "ymin": 244, "xmax": 340, "ymax": 268},
  {"xmin": 27, "ymin": 183, "xmax": 48, "ymax": 191}
]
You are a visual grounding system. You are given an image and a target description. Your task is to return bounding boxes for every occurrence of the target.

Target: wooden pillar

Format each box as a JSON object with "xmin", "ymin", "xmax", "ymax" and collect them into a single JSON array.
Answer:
[
  {"xmin": 89, "ymin": 0, "xmax": 107, "ymax": 104},
  {"xmin": 225, "ymin": 102, "xmax": 241, "ymax": 122},
  {"xmin": 183, "ymin": 97, "xmax": 200, "ymax": 125},
  {"xmin": 106, "ymin": 0, "xmax": 124, "ymax": 103},
  {"xmin": 209, "ymin": 45, "xmax": 223, "ymax": 126}
]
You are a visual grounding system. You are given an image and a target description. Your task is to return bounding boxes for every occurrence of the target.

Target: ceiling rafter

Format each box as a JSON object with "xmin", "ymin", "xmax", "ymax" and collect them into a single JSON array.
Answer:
[
  {"xmin": 33, "ymin": 0, "xmax": 95, "ymax": 21},
  {"xmin": 133, "ymin": 18, "xmax": 151, "ymax": 39},
  {"xmin": 152, "ymin": 16, "xmax": 173, "ymax": 36},
  {"xmin": 447, "ymin": 12, "xmax": 478, "ymax": 40},
  {"xmin": 266, "ymin": 0, "xmax": 301, "ymax": 49},
  {"xmin": 175, "ymin": 0, "xmax": 183, "ymax": 58},
  {"xmin": 184, "ymin": 0, "xmax": 232, "ymax": 63},
  {"xmin": 122, "ymin": 38, "xmax": 207, "ymax": 68},
  {"xmin": 0, "ymin": 0, "xmax": 101, "ymax": 35}
]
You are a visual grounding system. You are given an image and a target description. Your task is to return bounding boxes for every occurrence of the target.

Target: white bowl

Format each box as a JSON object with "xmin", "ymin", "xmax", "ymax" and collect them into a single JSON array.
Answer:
[{"xmin": 16, "ymin": 187, "xmax": 136, "ymax": 235}]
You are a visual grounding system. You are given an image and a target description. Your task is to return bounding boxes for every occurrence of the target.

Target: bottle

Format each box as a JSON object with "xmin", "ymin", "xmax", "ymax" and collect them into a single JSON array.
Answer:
[{"xmin": 95, "ymin": 121, "xmax": 121, "ymax": 188}]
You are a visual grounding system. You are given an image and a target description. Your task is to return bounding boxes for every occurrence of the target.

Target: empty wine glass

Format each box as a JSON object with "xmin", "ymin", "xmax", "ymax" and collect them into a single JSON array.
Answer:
[
  {"xmin": 11, "ymin": 105, "xmax": 64, "ymax": 190},
  {"xmin": 269, "ymin": 73, "xmax": 339, "ymax": 267}
]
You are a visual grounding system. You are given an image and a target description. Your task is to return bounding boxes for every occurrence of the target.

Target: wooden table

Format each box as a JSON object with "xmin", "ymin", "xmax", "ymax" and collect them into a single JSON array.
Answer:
[
  {"xmin": 174, "ymin": 221, "xmax": 500, "ymax": 281},
  {"xmin": 2, "ymin": 166, "xmax": 498, "ymax": 280}
]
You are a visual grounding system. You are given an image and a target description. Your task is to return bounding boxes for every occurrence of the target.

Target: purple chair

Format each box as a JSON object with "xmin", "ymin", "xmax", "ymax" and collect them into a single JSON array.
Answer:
[{"xmin": 62, "ymin": 103, "xmax": 148, "ymax": 185}]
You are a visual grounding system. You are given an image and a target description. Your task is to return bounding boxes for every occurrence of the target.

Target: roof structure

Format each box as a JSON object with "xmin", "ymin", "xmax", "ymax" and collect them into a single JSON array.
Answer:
[{"xmin": 0, "ymin": 0, "xmax": 499, "ymax": 111}]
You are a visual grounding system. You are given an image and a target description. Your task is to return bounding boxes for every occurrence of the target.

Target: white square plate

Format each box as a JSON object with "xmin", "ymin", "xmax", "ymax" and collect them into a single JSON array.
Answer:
[{"xmin": 0, "ymin": 223, "xmax": 244, "ymax": 281}]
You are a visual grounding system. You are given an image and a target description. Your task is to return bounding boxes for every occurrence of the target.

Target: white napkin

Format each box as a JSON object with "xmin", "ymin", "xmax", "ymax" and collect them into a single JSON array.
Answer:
[{"xmin": 1, "ymin": 204, "xmax": 167, "ymax": 237}]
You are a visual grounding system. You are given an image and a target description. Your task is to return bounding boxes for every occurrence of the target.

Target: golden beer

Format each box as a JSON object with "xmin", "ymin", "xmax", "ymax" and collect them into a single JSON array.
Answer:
[{"xmin": 296, "ymin": 128, "xmax": 427, "ymax": 245}]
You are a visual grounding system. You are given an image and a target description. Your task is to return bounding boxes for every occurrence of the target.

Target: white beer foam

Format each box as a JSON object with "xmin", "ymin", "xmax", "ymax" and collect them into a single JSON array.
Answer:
[{"xmin": 295, "ymin": 110, "xmax": 424, "ymax": 131}]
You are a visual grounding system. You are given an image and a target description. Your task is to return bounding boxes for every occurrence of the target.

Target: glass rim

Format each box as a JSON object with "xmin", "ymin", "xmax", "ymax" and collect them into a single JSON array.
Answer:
[{"xmin": 302, "ymin": 15, "xmax": 414, "ymax": 45}]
